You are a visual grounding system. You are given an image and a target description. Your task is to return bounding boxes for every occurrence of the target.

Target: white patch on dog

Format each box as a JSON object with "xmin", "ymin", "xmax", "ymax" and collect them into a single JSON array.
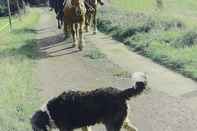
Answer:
[
  {"xmin": 131, "ymin": 72, "xmax": 148, "ymax": 89},
  {"xmin": 40, "ymin": 103, "xmax": 57, "ymax": 129}
]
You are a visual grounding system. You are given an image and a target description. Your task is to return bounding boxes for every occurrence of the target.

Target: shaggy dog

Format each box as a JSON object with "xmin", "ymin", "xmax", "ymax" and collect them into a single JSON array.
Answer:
[{"xmin": 31, "ymin": 72, "xmax": 147, "ymax": 131}]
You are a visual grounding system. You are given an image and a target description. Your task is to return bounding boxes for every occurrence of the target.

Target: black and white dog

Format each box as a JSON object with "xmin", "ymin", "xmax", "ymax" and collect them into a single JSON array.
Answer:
[{"xmin": 31, "ymin": 72, "xmax": 147, "ymax": 131}]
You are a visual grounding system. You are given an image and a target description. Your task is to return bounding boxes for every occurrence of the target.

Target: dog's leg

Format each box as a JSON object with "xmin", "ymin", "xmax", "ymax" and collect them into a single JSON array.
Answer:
[
  {"xmin": 60, "ymin": 128, "xmax": 73, "ymax": 131},
  {"xmin": 81, "ymin": 126, "xmax": 92, "ymax": 131},
  {"xmin": 105, "ymin": 123, "xmax": 122, "ymax": 131},
  {"xmin": 123, "ymin": 116, "xmax": 138, "ymax": 131}
]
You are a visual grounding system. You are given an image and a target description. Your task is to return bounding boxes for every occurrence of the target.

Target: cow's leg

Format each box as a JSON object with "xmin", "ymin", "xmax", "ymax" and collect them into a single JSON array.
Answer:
[
  {"xmin": 64, "ymin": 22, "xmax": 69, "ymax": 39},
  {"xmin": 57, "ymin": 12, "xmax": 61, "ymax": 29},
  {"xmin": 58, "ymin": 19, "xmax": 61, "ymax": 29},
  {"xmin": 98, "ymin": 0, "xmax": 104, "ymax": 5},
  {"xmin": 75, "ymin": 23, "xmax": 79, "ymax": 38},
  {"xmin": 60, "ymin": 11, "xmax": 64, "ymax": 27},
  {"xmin": 71, "ymin": 24, "xmax": 77, "ymax": 47},
  {"xmin": 85, "ymin": 13, "xmax": 91, "ymax": 32},
  {"xmin": 78, "ymin": 21, "xmax": 84, "ymax": 50},
  {"xmin": 92, "ymin": 9, "xmax": 97, "ymax": 35},
  {"xmin": 81, "ymin": 126, "xmax": 92, "ymax": 131}
]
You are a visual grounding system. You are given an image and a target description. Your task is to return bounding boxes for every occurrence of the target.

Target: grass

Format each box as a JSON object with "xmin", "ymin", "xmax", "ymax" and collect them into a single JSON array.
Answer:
[
  {"xmin": 0, "ymin": 8, "xmax": 40, "ymax": 131},
  {"xmin": 84, "ymin": 48, "xmax": 105, "ymax": 59},
  {"xmin": 112, "ymin": 0, "xmax": 155, "ymax": 12},
  {"xmin": 112, "ymin": 68, "xmax": 131, "ymax": 78},
  {"xmin": 97, "ymin": 0, "xmax": 197, "ymax": 80},
  {"xmin": 0, "ymin": 16, "xmax": 8, "ymax": 28},
  {"xmin": 111, "ymin": 0, "xmax": 197, "ymax": 28}
]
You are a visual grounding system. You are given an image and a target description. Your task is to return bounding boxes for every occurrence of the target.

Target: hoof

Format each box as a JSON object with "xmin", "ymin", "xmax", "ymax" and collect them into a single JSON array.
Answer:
[
  {"xmin": 78, "ymin": 45, "xmax": 83, "ymax": 51},
  {"xmin": 84, "ymin": 26, "xmax": 89, "ymax": 33},
  {"xmin": 93, "ymin": 31, "xmax": 97, "ymax": 35},
  {"xmin": 64, "ymin": 36, "xmax": 68, "ymax": 40},
  {"xmin": 72, "ymin": 40, "xmax": 77, "ymax": 47},
  {"xmin": 64, "ymin": 33, "xmax": 70, "ymax": 39},
  {"xmin": 100, "ymin": 2, "xmax": 104, "ymax": 6},
  {"xmin": 72, "ymin": 43, "xmax": 76, "ymax": 48},
  {"xmin": 93, "ymin": 29, "xmax": 97, "ymax": 35},
  {"xmin": 78, "ymin": 41, "xmax": 84, "ymax": 51}
]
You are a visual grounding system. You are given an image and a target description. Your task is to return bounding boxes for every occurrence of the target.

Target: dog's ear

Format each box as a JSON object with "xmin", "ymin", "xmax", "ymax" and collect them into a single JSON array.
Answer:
[{"xmin": 31, "ymin": 110, "xmax": 50, "ymax": 131}]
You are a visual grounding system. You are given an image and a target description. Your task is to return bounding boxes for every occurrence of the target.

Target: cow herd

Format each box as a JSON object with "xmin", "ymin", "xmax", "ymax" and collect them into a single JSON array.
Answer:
[{"xmin": 49, "ymin": 0, "xmax": 104, "ymax": 50}]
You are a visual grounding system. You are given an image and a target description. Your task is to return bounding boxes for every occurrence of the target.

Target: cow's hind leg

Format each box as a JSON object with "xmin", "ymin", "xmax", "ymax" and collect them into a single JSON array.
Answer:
[
  {"xmin": 57, "ymin": 13, "xmax": 61, "ymax": 29},
  {"xmin": 64, "ymin": 22, "xmax": 69, "ymax": 39},
  {"xmin": 58, "ymin": 19, "xmax": 61, "ymax": 29},
  {"xmin": 85, "ymin": 13, "xmax": 91, "ymax": 32},
  {"xmin": 78, "ymin": 22, "xmax": 84, "ymax": 50},
  {"xmin": 75, "ymin": 24, "xmax": 79, "ymax": 38},
  {"xmin": 71, "ymin": 24, "xmax": 77, "ymax": 47},
  {"xmin": 92, "ymin": 10, "xmax": 97, "ymax": 35}
]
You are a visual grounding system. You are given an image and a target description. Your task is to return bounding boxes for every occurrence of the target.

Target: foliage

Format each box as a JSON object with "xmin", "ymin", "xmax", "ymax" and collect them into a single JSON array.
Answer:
[
  {"xmin": 0, "ymin": 0, "xmax": 25, "ymax": 17},
  {"xmin": 171, "ymin": 31, "xmax": 197, "ymax": 48}
]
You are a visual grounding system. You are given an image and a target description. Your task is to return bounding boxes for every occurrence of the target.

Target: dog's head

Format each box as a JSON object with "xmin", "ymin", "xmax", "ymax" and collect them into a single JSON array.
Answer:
[
  {"xmin": 31, "ymin": 110, "xmax": 50, "ymax": 131},
  {"xmin": 131, "ymin": 72, "xmax": 147, "ymax": 89}
]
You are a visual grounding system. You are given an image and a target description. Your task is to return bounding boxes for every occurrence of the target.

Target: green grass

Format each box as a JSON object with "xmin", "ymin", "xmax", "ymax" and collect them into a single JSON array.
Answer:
[
  {"xmin": 111, "ymin": 0, "xmax": 197, "ymax": 28},
  {"xmin": 0, "ymin": 16, "xmax": 8, "ymax": 28},
  {"xmin": 112, "ymin": 68, "xmax": 131, "ymax": 78},
  {"xmin": 0, "ymin": 8, "xmax": 40, "ymax": 131},
  {"xmin": 0, "ymin": 15, "xmax": 20, "ymax": 31},
  {"xmin": 97, "ymin": 1, "xmax": 197, "ymax": 80},
  {"xmin": 84, "ymin": 48, "xmax": 106, "ymax": 59},
  {"xmin": 112, "ymin": 0, "xmax": 155, "ymax": 12}
]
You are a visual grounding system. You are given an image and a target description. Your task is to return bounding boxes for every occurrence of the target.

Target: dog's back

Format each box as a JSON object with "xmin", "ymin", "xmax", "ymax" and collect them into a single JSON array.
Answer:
[{"xmin": 46, "ymin": 86, "xmax": 145, "ymax": 129}]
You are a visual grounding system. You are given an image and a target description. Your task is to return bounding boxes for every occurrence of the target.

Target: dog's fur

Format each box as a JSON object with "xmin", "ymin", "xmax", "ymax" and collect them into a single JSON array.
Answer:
[{"xmin": 31, "ymin": 72, "xmax": 147, "ymax": 131}]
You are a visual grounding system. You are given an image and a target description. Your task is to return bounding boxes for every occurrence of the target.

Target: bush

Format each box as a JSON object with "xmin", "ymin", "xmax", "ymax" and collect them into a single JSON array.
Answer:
[
  {"xmin": 0, "ymin": 3, "xmax": 7, "ymax": 16},
  {"xmin": 171, "ymin": 31, "xmax": 197, "ymax": 48},
  {"xmin": 157, "ymin": 19, "xmax": 185, "ymax": 31}
]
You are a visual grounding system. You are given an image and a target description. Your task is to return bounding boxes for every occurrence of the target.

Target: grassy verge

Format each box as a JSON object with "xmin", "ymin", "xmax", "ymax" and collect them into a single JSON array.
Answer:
[
  {"xmin": 97, "ymin": 3, "xmax": 197, "ymax": 80},
  {"xmin": 0, "ymin": 8, "xmax": 40, "ymax": 131},
  {"xmin": 0, "ymin": 16, "xmax": 8, "ymax": 28},
  {"xmin": 84, "ymin": 48, "xmax": 106, "ymax": 59}
]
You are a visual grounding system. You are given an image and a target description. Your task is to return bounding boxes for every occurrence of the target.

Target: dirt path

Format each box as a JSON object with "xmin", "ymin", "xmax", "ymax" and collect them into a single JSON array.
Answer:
[{"xmin": 34, "ymin": 8, "xmax": 197, "ymax": 131}]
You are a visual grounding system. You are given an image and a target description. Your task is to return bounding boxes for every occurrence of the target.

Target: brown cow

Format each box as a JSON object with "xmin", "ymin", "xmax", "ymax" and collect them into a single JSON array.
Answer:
[{"xmin": 63, "ymin": 0, "xmax": 86, "ymax": 50}]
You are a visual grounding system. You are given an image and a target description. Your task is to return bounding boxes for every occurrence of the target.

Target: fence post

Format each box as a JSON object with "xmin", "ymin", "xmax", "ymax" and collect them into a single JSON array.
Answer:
[{"xmin": 6, "ymin": 0, "xmax": 12, "ymax": 31}]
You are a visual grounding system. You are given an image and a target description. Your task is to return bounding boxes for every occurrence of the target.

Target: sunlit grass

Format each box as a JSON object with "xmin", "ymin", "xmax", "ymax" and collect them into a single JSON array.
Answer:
[
  {"xmin": 0, "ymin": 17, "xmax": 8, "ymax": 27},
  {"xmin": 111, "ymin": 0, "xmax": 197, "ymax": 28},
  {"xmin": 0, "ymin": 8, "xmax": 40, "ymax": 131},
  {"xmin": 112, "ymin": 0, "xmax": 155, "ymax": 12}
]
